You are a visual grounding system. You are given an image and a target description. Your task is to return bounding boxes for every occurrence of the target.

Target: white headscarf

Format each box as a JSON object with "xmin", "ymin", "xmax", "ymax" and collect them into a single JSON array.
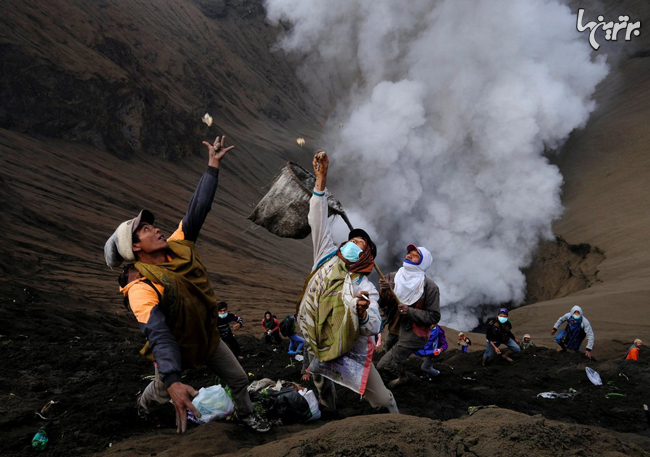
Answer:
[{"xmin": 393, "ymin": 246, "xmax": 433, "ymax": 306}]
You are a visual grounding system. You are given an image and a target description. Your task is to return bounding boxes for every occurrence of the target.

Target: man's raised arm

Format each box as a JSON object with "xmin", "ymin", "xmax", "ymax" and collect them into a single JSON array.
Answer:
[{"xmin": 180, "ymin": 136, "xmax": 235, "ymax": 242}]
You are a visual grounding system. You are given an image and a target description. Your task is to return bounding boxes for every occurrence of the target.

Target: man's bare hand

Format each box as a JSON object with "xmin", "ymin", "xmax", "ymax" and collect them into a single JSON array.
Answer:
[
  {"xmin": 167, "ymin": 382, "xmax": 201, "ymax": 433},
  {"xmin": 356, "ymin": 291, "xmax": 370, "ymax": 319},
  {"xmin": 203, "ymin": 135, "xmax": 235, "ymax": 168},
  {"xmin": 397, "ymin": 304, "xmax": 410, "ymax": 316},
  {"xmin": 301, "ymin": 373, "xmax": 311, "ymax": 382},
  {"xmin": 232, "ymin": 323, "xmax": 242, "ymax": 331},
  {"xmin": 313, "ymin": 151, "xmax": 329, "ymax": 191},
  {"xmin": 378, "ymin": 279, "xmax": 395, "ymax": 297}
]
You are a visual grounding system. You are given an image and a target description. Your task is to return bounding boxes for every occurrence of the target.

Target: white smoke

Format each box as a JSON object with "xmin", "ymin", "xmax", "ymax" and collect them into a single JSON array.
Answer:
[{"xmin": 266, "ymin": 0, "xmax": 609, "ymax": 330}]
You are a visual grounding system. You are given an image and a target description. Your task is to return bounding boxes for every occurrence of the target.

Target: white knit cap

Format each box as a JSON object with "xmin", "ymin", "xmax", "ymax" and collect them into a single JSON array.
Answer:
[{"xmin": 104, "ymin": 210, "xmax": 154, "ymax": 267}]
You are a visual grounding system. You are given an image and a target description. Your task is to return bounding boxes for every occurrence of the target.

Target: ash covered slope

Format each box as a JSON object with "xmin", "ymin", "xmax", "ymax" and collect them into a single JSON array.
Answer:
[
  {"xmin": 0, "ymin": 0, "xmax": 321, "ymax": 325},
  {"xmin": 514, "ymin": 0, "xmax": 650, "ymax": 357}
]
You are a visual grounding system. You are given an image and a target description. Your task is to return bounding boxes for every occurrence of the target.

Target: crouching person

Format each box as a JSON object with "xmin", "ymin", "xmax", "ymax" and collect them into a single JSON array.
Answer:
[
  {"xmin": 483, "ymin": 308, "xmax": 520, "ymax": 366},
  {"xmin": 415, "ymin": 324, "xmax": 448, "ymax": 376},
  {"xmin": 104, "ymin": 136, "xmax": 269, "ymax": 433}
]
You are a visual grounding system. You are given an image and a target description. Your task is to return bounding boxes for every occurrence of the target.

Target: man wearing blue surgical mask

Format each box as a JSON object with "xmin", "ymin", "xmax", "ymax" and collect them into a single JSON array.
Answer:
[
  {"xmin": 551, "ymin": 305, "xmax": 595, "ymax": 358},
  {"xmin": 483, "ymin": 308, "xmax": 520, "ymax": 366},
  {"xmin": 296, "ymin": 151, "xmax": 398, "ymax": 414}
]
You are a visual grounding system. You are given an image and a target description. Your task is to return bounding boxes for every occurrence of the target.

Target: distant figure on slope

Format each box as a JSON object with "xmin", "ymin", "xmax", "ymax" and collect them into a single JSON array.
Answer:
[
  {"xmin": 520, "ymin": 334, "xmax": 535, "ymax": 350},
  {"xmin": 458, "ymin": 332, "xmax": 472, "ymax": 353},
  {"xmin": 414, "ymin": 324, "xmax": 448, "ymax": 377},
  {"xmin": 625, "ymin": 339, "xmax": 643, "ymax": 360},
  {"xmin": 217, "ymin": 301, "xmax": 244, "ymax": 360},
  {"xmin": 104, "ymin": 136, "xmax": 269, "ymax": 433},
  {"xmin": 261, "ymin": 311, "xmax": 282, "ymax": 345},
  {"xmin": 376, "ymin": 244, "xmax": 441, "ymax": 387},
  {"xmin": 280, "ymin": 315, "xmax": 305, "ymax": 355},
  {"xmin": 551, "ymin": 305, "xmax": 594, "ymax": 358},
  {"xmin": 484, "ymin": 308, "xmax": 520, "ymax": 366}
]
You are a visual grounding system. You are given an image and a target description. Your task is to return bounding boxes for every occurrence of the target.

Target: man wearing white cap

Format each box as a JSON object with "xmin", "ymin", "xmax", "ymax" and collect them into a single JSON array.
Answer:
[
  {"xmin": 103, "ymin": 136, "xmax": 269, "ymax": 434},
  {"xmin": 377, "ymin": 244, "xmax": 441, "ymax": 387}
]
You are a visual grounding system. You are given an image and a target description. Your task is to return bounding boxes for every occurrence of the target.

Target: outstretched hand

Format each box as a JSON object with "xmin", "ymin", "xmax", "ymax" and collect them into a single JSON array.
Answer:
[
  {"xmin": 167, "ymin": 382, "xmax": 201, "ymax": 434},
  {"xmin": 203, "ymin": 135, "xmax": 235, "ymax": 168}
]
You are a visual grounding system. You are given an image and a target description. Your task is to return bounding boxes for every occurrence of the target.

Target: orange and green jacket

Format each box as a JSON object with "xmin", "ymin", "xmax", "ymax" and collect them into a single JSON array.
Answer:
[{"xmin": 119, "ymin": 167, "xmax": 220, "ymax": 387}]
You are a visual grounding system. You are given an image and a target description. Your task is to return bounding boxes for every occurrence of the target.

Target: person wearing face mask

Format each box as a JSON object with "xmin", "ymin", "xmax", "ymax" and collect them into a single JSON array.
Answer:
[
  {"xmin": 296, "ymin": 151, "xmax": 398, "ymax": 414},
  {"xmin": 217, "ymin": 302, "xmax": 244, "ymax": 360},
  {"xmin": 376, "ymin": 245, "xmax": 441, "ymax": 386},
  {"xmin": 551, "ymin": 305, "xmax": 595, "ymax": 358},
  {"xmin": 483, "ymin": 308, "xmax": 520, "ymax": 366}
]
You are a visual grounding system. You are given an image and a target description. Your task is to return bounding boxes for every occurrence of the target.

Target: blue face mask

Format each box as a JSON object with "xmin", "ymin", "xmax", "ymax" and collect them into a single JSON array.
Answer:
[
  {"xmin": 571, "ymin": 313, "xmax": 581, "ymax": 320},
  {"xmin": 498, "ymin": 316, "xmax": 508, "ymax": 324},
  {"xmin": 340, "ymin": 241, "xmax": 363, "ymax": 262},
  {"xmin": 218, "ymin": 312, "xmax": 228, "ymax": 319}
]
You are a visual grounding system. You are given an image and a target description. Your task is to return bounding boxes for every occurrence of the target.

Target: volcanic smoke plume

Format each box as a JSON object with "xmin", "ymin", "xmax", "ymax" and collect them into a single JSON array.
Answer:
[{"xmin": 265, "ymin": 0, "xmax": 609, "ymax": 330}]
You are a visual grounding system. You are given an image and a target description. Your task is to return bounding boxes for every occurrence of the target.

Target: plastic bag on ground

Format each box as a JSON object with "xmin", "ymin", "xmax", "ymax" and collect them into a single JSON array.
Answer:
[
  {"xmin": 537, "ymin": 391, "xmax": 576, "ymax": 399},
  {"xmin": 299, "ymin": 389, "xmax": 321, "ymax": 421},
  {"xmin": 586, "ymin": 367, "xmax": 603, "ymax": 386},
  {"xmin": 190, "ymin": 385, "xmax": 234, "ymax": 424}
]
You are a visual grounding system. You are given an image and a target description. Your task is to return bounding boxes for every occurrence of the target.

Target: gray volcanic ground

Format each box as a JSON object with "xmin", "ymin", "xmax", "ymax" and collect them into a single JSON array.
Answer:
[{"xmin": 1, "ymin": 0, "xmax": 649, "ymax": 456}]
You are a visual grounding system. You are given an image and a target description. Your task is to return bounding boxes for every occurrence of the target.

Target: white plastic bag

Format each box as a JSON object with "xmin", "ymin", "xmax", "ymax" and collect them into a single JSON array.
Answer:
[
  {"xmin": 299, "ymin": 389, "xmax": 321, "ymax": 421},
  {"xmin": 586, "ymin": 367, "xmax": 603, "ymax": 386},
  {"xmin": 190, "ymin": 385, "xmax": 234, "ymax": 424}
]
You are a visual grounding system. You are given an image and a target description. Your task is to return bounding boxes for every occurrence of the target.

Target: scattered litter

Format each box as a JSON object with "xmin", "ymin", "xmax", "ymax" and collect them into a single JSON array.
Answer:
[
  {"xmin": 586, "ymin": 367, "xmax": 603, "ymax": 386},
  {"xmin": 607, "ymin": 381, "xmax": 618, "ymax": 390},
  {"xmin": 468, "ymin": 405, "xmax": 498, "ymax": 416},
  {"xmin": 537, "ymin": 391, "xmax": 576, "ymax": 399},
  {"xmin": 299, "ymin": 389, "xmax": 321, "ymax": 421},
  {"xmin": 202, "ymin": 113, "xmax": 213, "ymax": 127},
  {"xmin": 569, "ymin": 388, "xmax": 577, "ymax": 393},
  {"xmin": 605, "ymin": 393, "xmax": 626, "ymax": 399},
  {"xmin": 141, "ymin": 375, "xmax": 156, "ymax": 381},
  {"xmin": 109, "ymin": 443, "xmax": 112, "ymax": 448},
  {"xmin": 189, "ymin": 385, "xmax": 234, "ymax": 424},
  {"xmin": 296, "ymin": 137, "xmax": 305, "ymax": 147},
  {"xmin": 35, "ymin": 413, "xmax": 48, "ymax": 420},
  {"xmin": 31, "ymin": 428, "xmax": 48, "ymax": 451},
  {"xmin": 295, "ymin": 354, "xmax": 304, "ymax": 362},
  {"xmin": 619, "ymin": 372, "xmax": 629, "ymax": 381},
  {"xmin": 462, "ymin": 377, "xmax": 476, "ymax": 381},
  {"xmin": 41, "ymin": 400, "xmax": 57, "ymax": 415}
]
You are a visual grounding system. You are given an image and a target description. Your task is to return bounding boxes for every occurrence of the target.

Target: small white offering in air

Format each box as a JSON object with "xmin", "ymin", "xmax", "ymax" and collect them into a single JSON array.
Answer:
[
  {"xmin": 296, "ymin": 137, "xmax": 305, "ymax": 147},
  {"xmin": 202, "ymin": 113, "xmax": 213, "ymax": 127}
]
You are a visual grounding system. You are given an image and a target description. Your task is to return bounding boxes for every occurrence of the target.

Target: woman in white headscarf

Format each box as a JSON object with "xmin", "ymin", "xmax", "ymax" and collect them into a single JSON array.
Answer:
[{"xmin": 377, "ymin": 244, "xmax": 441, "ymax": 387}]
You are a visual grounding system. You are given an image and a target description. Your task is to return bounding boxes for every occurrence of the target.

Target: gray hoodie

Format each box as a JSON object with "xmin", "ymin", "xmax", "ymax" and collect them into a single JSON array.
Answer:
[{"xmin": 553, "ymin": 305, "xmax": 595, "ymax": 351}]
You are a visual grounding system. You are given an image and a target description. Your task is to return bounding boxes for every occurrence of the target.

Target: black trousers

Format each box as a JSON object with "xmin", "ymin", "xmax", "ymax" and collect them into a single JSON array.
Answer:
[{"xmin": 221, "ymin": 332, "xmax": 242, "ymax": 358}]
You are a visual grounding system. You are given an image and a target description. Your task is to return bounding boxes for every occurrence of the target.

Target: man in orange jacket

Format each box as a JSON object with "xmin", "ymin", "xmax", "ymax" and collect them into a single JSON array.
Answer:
[{"xmin": 104, "ymin": 136, "xmax": 269, "ymax": 434}]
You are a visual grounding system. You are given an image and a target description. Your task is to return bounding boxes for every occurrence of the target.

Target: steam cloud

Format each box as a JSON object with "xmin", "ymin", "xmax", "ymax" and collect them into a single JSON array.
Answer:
[{"xmin": 266, "ymin": 0, "xmax": 609, "ymax": 330}]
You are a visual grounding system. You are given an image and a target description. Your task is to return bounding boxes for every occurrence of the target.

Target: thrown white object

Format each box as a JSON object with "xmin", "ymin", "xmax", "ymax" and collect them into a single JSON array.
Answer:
[
  {"xmin": 191, "ymin": 385, "xmax": 234, "ymax": 423},
  {"xmin": 296, "ymin": 137, "xmax": 305, "ymax": 147},
  {"xmin": 202, "ymin": 113, "xmax": 213, "ymax": 127},
  {"xmin": 586, "ymin": 367, "xmax": 603, "ymax": 386}
]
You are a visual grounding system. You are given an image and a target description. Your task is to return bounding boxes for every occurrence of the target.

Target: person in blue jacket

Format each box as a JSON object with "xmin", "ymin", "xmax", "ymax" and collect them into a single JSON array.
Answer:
[{"xmin": 414, "ymin": 324, "xmax": 448, "ymax": 376}]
